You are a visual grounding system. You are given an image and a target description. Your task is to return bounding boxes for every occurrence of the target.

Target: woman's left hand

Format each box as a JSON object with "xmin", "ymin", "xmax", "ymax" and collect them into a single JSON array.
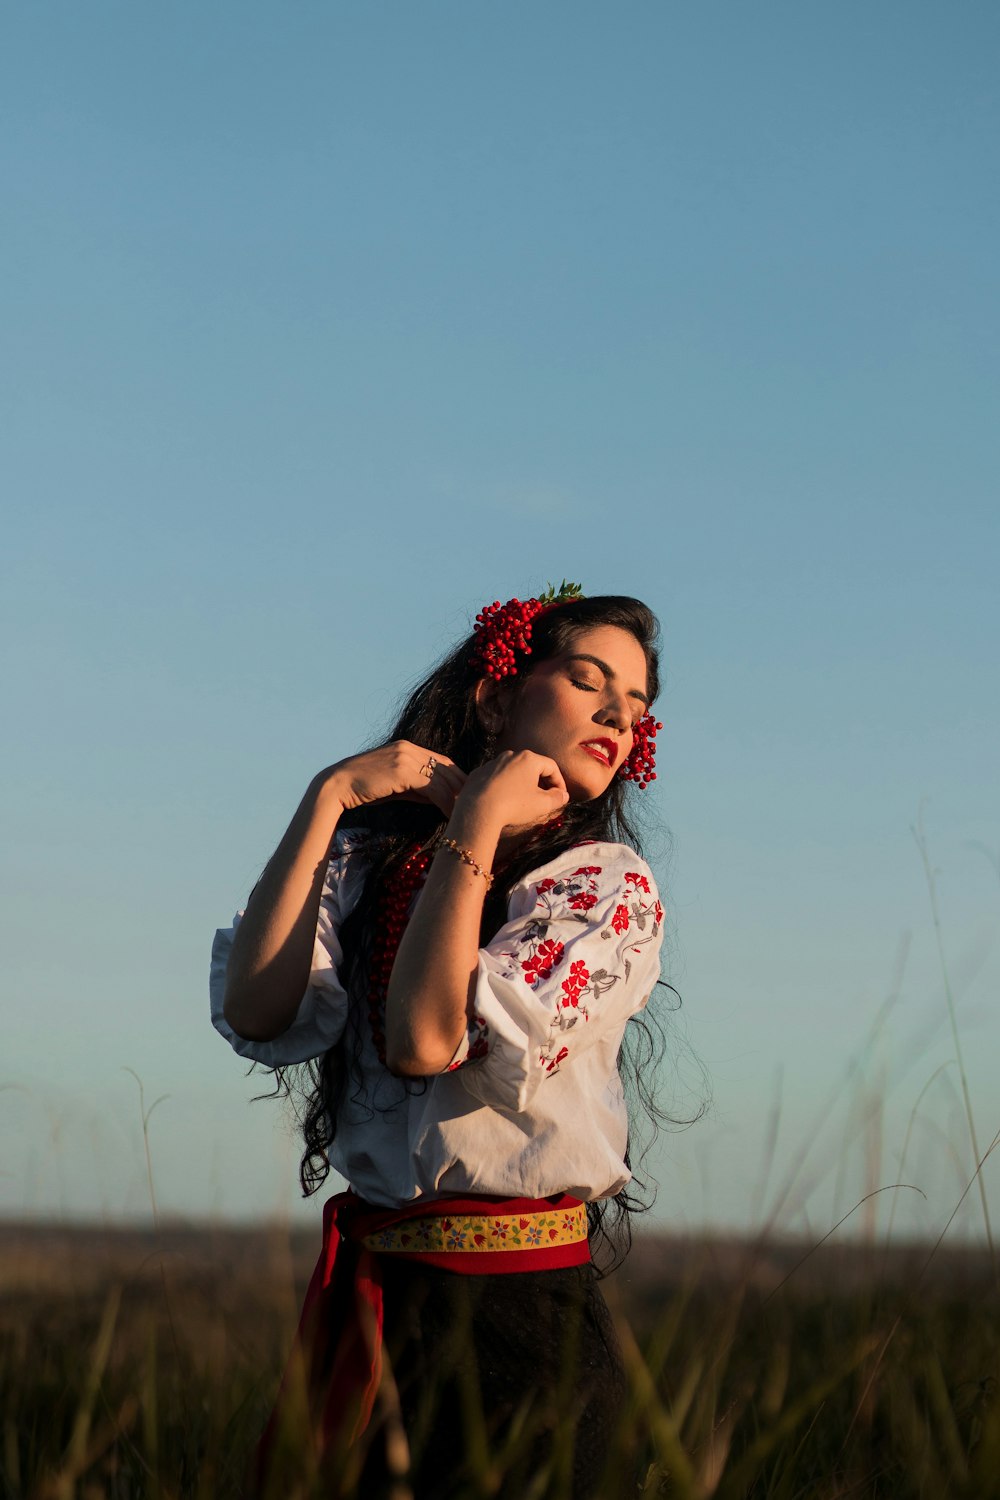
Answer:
[{"xmin": 450, "ymin": 750, "xmax": 569, "ymax": 842}]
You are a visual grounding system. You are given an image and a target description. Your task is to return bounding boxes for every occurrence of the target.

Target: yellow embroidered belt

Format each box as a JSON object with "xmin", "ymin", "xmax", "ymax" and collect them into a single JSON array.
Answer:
[{"xmin": 361, "ymin": 1197, "xmax": 589, "ymax": 1262}]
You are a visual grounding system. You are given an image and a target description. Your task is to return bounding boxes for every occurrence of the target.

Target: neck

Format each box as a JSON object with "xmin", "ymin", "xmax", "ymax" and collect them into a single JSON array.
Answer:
[{"xmin": 493, "ymin": 817, "xmax": 569, "ymax": 869}]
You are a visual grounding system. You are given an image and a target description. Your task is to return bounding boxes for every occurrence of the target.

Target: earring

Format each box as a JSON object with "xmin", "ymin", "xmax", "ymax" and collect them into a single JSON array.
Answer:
[{"xmin": 482, "ymin": 726, "xmax": 497, "ymax": 762}]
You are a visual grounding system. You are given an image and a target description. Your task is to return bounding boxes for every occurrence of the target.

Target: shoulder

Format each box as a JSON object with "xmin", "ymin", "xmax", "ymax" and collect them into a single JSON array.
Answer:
[
  {"xmin": 524, "ymin": 840, "xmax": 656, "ymax": 882},
  {"xmin": 508, "ymin": 842, "xmax": 660, "ymax": 915}
]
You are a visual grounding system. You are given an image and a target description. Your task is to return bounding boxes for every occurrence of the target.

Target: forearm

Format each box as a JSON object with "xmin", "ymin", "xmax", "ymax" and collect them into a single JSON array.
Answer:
[
  {"xmin": 223, "ymin": 774, "xmax": 345, "ymax": 1041},
  {"xmin": 384, "ymin": 807, "xmax": 501, "ymax": 1076}
]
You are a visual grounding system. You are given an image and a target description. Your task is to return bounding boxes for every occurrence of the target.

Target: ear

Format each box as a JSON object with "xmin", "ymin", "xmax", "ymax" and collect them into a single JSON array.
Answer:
[{"xmin": 474, "ymin": 675, "xmax": 509, "ymax": 734}]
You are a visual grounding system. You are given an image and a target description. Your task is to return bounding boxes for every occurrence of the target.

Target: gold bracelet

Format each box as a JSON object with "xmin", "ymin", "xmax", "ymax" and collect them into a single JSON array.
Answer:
[{"xmin": 439, "ymin": 838, "xmax": 494, "ymax": 889}]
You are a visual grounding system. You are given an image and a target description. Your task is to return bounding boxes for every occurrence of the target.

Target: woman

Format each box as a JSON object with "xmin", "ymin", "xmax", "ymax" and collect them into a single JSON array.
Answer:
[{"xmin": 211, "ymin": 588, "xmax": 669, "ymax": 1499}]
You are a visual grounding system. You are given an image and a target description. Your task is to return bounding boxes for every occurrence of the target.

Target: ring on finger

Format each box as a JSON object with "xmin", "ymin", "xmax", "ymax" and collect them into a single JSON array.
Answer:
[{"xmin": 419, "ymin": 756, "xmax": 438, "ymax": 779}]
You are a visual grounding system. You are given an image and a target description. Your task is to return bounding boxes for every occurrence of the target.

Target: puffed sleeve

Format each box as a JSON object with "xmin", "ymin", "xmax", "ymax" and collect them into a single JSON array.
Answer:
[
  {"xmin": 209, "ymin": 831, "xmax": 369, "ymax": 1067},
  {"xmin": 456, "ymin": 844, "xmax": 664, "ymax": 1113}
]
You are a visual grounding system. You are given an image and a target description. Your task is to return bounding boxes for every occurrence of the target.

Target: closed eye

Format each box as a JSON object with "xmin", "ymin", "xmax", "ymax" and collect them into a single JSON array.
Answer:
[{"xmin": 572, "ymin": 678, "xmax": 642, "ymax": 729}]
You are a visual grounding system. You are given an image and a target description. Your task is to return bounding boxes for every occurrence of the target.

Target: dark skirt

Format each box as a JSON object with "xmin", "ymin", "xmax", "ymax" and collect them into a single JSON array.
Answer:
[{"xmin": 355, "ymin": 1258, "xmax": 630, "ymax": 1500}]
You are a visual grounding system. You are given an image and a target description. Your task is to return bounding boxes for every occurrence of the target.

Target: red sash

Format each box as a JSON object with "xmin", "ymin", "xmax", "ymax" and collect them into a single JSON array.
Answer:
[{"xmin": 252, "ymin": 1190, "xmax": 589, "ymax": 1490}]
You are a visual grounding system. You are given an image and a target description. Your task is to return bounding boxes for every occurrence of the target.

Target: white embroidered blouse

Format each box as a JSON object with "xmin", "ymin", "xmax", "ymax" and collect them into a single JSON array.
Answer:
[{"xmin": 210, "ymin": 833, "xmax": 664, "ymax": 1209}]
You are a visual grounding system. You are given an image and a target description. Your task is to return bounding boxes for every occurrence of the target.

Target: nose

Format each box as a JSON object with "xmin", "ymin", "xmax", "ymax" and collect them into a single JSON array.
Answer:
[{"xmin": 596, "ymin": 687, "xmax": 632, "ymax": 734}]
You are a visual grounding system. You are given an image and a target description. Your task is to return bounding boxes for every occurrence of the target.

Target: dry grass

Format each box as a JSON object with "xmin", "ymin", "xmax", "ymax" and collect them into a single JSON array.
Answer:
[{"xmin": 1, "ymin": 1219, "xmax": 998, "ymax": 1499}]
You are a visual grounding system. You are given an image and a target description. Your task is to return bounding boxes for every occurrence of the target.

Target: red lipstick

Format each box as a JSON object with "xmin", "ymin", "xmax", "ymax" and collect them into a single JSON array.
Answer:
[{"xmin": 579, "ymin": 737, "xmax": 618, "ymax": 767}]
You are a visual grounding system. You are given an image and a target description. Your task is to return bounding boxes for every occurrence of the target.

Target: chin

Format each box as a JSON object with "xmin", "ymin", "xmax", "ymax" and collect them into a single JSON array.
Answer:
[
  {"xmin": 563, "ymin": 771, "xmax": 611, "ymax": 804},
  {"xmin": 550, "ymin": 747, "xmax": 615, "ymax": 804}
]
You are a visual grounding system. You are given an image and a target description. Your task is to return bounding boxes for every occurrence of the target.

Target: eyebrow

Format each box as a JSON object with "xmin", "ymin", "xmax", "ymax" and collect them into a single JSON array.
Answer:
[{"xmin": 567, "ymin": 653, "xmax": 650, "ymax": 708}]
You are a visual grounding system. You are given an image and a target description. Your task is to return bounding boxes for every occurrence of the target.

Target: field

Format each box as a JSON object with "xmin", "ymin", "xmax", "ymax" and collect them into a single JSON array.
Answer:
[{"xmin": 2, "ymin": 1219, "xmax": 997, "ymax": 1499}]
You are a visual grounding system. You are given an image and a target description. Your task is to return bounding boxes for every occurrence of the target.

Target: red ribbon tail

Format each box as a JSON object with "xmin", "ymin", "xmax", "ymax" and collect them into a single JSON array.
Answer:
[
  {"xmin": 349, "ymin": 1248, "xmax": 384, "ymax": 1440},
  {"xmin": 251, "ymin": 1193, "xmax": 386, "ymax": 1491}
]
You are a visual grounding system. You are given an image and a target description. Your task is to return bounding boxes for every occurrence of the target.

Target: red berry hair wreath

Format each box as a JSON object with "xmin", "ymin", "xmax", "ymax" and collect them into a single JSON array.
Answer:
[{"xmin": 470, "ymin": 582, "xmax": 662, "ymax": 789}]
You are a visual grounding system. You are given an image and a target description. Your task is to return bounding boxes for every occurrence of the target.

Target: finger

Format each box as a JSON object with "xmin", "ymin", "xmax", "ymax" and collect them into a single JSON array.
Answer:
[
  {"xmin": 414, "ymin": 765, "xmax": 465, "ymax": 816},
  {"xmin": 420, "ymin": 763, "xmax": 465, "ymax": 805},
  {"xmin": 424, "ymin": 783, "xmax": 462, "ymax": 818},
  {"xmin": 446, "ymin": 770, "xmax": 469, "ymax": 800},
  {"xmin": 385, "ymin": 783, "xmax": 461, "ymax": 815},
  {"xmin": 536, "ymin": 764, "xmax": 568, "ymax": 796},
  {"xmin": 406, "ymin": 762, "xmax": 466, "ymax": 816},
  {"xmin": 410, "ymin": 746, "xmax": 464, "ymax": 775},
  {"xmin": 520, "ymin": 751, "xmax": 565, "ymax": 783},
  {"xmin": 410, "ymin": 756, "xmax": 467, "ymax": 802}
]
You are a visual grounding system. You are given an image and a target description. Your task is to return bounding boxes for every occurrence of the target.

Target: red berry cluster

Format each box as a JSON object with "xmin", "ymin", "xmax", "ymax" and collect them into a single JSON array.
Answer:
[
  {"xmin": 619, "ymin": 711, "xmax": 663, "ymax": 790},
  {"xmin": 368, "ymin": 843, "xmax": 432, "ymax": 1063},
  {"xmin": 470, "ymin": 597, "xmax": 549, "ymax": 680}
]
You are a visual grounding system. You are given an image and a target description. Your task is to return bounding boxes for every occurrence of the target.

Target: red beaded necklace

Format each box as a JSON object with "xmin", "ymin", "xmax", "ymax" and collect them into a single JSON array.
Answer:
[
  {"xmin": 367, "ymin": 842, "xmax": 432, "ymax": 1064},
  {"xmin": 365, "ymin": 822, "xmax": 564, "ymax": 1064}
]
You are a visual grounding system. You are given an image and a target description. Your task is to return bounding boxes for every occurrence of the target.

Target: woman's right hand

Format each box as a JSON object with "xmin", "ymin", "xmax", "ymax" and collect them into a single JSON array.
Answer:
[
  {"xmin": 321, "ymin": 741, "xmax": 467, "ymax": 821},
  {"xmin": 224, "ymin": 741, "xmax": 465, "ymax": 1044}
]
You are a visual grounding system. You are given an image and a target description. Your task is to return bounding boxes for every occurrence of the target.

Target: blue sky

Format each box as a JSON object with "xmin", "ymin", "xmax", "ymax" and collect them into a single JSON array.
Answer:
[{"xmin": 2, "ymin": 1, "xmax": 998, "ymax": 1242}]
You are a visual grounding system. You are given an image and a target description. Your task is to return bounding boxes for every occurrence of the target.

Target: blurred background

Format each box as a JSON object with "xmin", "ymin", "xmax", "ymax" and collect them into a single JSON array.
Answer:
[{"xmin": 2, "ymin": 0, "xmax": 997, "ymax": 1245}]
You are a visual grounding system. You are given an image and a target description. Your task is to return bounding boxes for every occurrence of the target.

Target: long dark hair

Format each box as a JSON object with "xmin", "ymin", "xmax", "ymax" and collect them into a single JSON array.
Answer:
[{"xmin": 263, "ymin": 594, "xmax": 703, "ymax": 1271}]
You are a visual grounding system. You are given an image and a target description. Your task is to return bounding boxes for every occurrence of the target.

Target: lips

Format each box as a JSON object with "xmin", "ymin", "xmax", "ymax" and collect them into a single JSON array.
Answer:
[{"xmin": 579, "ymin": 738, "xmax": 618, "ymax": 768}]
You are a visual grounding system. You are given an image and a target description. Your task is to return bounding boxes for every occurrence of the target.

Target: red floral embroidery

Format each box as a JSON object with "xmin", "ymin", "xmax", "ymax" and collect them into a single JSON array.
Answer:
[
  {"xmin": 502, "ymin": 852, "xmax": 661, "ymax": 1081},
  {"xmin": 567, "ymin": 890, "xmax": 597, "ymax": 912},
  {"xmin": 522, "ymin": 938, "xmax": 564, "ymax": 985},
  {"xmin": 560, "ymin": 959, "xmax": 590, "ymax": 1008}
]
